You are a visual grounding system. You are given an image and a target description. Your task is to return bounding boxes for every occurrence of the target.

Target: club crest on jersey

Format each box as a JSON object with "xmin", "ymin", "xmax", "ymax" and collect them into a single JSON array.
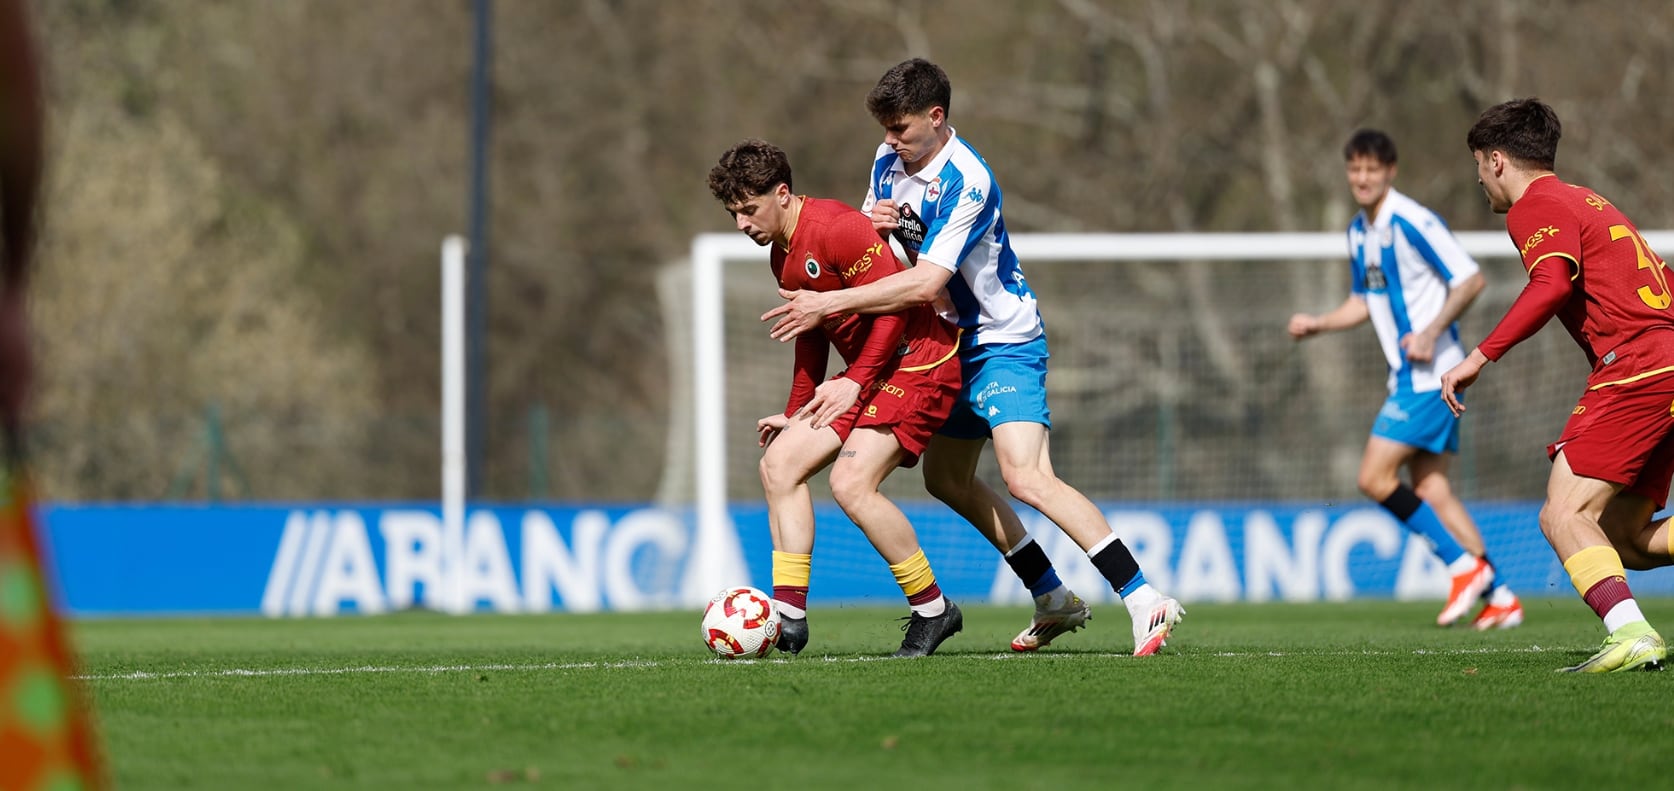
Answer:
[
  {"xmin": 925, "ymin": 180, "xmax": 942, "ymax": 203},
  {"xmin": 1364, "ymin": 264, "xmax": 1388, "ymax": 291},
  {"xmin": 805, "ymin": 254, "xmax": 820, "ymax": 279}
]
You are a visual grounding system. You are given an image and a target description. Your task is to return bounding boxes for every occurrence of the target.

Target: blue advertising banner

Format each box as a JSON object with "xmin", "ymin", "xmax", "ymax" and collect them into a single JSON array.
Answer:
[{"xmin": 37, "ymin": 501, "xmax": 1674, "ymax": 617}]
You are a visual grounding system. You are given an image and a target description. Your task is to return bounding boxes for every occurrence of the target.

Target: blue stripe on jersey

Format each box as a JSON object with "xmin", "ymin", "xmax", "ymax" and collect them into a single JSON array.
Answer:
[
  {"xmin": 921, "ymin": 164, "xmax": 967, "ymax": 260},
  {"xmin": 872, "ymin": 154, "xmax": 900, "ymax": 202},
  {"xmin": 1381, "ymin": 242, "xmax": 1416, "ymax": 392},
  {"xmin": 1393, "ymin": 215, "xmax": 1455, "ymax": 284},
  {"xmin": 919, "ymin": 164, "xmax": 982, "ymax": 329},
  {"xmin": 1349, "ymin": 216, "xmax": 1368, "ymax": 294},
  {"xmin": 945, "ymin": 271, "xmax": 981, "ymax": 331},
  {"xmin": 993, "ymin": 214, "xmax": 1031, "ymax": 300},
  {"xmin": 927, "ymin": 154, "xmax": 1033, "ymax": 302},
  {"xmin": 1392, "ymin": 215, "xmax": 1462, "ymax": 346}
]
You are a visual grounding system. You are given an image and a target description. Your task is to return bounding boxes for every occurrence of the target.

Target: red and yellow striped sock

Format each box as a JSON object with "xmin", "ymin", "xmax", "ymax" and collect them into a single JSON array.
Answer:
[
  {"xmin": 1564, "ymin": 545, "xmax": 1635, "ymax": 622},
  {"xmin": 888, "ymin": 549, "xmax": 945, "ymax": 616},
  {"xmin": 771, "ymin": 551, "xmax": 811, "ymax": 618}
]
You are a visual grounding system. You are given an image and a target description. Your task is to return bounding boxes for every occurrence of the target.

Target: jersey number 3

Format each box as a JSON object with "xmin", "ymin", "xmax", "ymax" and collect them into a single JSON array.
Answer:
[{"xmin": 1611, "ymin": 224, "xmax": 1672, "ymax": 310}]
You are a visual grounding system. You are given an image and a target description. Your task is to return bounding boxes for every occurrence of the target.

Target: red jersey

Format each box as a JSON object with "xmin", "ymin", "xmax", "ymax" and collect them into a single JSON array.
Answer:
[
  {"xmin": 1481, "ymin": 176, "xmax": 1674, "ymax": 389},
  {"xmin": 770, "ymin": 197, "xmax": 959, "ymax": 414}
]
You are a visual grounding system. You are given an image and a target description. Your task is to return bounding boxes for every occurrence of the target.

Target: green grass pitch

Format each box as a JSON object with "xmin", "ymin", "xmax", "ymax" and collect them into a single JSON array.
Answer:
[{"xmin": 74, "ymin": 599, "xmax": 1673, "ymax": 790}]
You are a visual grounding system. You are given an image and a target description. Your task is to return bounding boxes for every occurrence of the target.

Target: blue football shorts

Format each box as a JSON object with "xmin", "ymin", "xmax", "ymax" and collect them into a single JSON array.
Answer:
[
  {"xmin": 938, "ymin": 335, "xmax": 1052, "ymax": 439},
  {"xmin": 1371, "ymin": 388, "xmax": 1460, "ymax": 455}
]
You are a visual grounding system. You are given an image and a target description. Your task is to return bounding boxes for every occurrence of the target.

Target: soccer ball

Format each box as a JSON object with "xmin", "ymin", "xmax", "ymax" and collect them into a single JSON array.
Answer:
[{"xmin": 701, "ymin": 586, "xmax": 781, "ymax": 659}]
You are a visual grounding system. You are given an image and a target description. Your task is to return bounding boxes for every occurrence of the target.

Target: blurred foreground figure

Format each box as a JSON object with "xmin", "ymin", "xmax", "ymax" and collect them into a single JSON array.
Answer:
[{"xmin": 0, "ymin": 0, "xmax": 106, "ymax": 785}]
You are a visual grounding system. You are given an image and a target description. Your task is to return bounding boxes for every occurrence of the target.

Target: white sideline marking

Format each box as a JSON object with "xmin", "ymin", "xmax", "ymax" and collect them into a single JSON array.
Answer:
[{"xmin": 75, "ymin": 645, "xmax": 1552, "ymax": 682}]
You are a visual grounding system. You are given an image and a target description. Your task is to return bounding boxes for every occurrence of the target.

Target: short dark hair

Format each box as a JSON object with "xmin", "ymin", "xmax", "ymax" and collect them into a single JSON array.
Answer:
[
  {"xmin": 1343, "ymin": 129, "xmax": 1397, "ymax": 164},
  {"xmin": 866, "ymin": 58, "xmax": 951, "ymax": 123},
  {"xmin": 707, "ymin": 138, "xmax": 792, "ymax": 206},
  {"xmin": 1466, "ymin": 97, "xmax": 1560, "ymax": 170}
]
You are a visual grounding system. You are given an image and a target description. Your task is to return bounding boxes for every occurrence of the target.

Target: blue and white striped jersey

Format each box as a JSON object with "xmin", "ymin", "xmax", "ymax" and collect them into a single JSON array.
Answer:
[
  {"xmin": 861, "ymin": 130, "xmax": 1042, "ymax": 347},
  {"xmin": 1349, "ymin": 188, "xmax": 1480, "ymax": 394}
]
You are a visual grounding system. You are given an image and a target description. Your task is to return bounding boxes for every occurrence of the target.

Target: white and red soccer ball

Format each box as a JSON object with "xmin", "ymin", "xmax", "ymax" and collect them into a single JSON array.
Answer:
[{"xmin": 701, "ymin": 586, "xmax": 781, "ymax": 659}]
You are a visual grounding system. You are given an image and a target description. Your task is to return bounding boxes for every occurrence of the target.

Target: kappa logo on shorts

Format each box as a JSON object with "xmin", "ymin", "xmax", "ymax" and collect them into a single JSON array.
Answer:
[{"xmin": 1573, "ymin": 405, "xmax": 1587, "ymax": 415}]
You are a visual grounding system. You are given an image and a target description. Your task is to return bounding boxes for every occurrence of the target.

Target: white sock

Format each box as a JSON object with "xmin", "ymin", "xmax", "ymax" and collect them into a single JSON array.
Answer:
[
  {"xmin": 1123, "ymin": 583, "xmax": 1161, "ymax": 616},
  {"xmin": 1488, "ymin": 586, "xmax": 1517, "ymax": 607},
  {"xmin": 1036, "ymin": 583, "xmax": 1070, "ymax": 609},
  {"xmin": 911, "ymin": 595, "xmax": 947, "ymax": 618},
  {"xmin": 1603, "ymin": 599, "xmax": 1647, "ymax": 633}
]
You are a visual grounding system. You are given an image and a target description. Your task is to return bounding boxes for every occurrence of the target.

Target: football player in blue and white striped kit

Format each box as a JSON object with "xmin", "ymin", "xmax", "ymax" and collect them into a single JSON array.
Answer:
[
  {"xmin": 764, "ymin": 58, "xmax": 1184, "ymax": 655},
  {"xmin": 1289, "ymin": 129, "xmax": 1522, "ymax": 629}
]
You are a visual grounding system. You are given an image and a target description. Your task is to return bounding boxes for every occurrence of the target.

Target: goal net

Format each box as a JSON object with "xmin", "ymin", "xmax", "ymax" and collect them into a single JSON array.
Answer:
[{"xmin": 671, "ymin": 230, "xmax": 1674, "ymax": 603}]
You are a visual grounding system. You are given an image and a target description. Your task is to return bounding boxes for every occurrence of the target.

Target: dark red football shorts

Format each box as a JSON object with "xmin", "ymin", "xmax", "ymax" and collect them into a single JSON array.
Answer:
[
  {"xmin": 1549, "ymin": 373, "xmax": 1674, "ymax": 508},
  {"xmin": 829, "ymin": 360, "xmax": 960, "ymax": 468}
]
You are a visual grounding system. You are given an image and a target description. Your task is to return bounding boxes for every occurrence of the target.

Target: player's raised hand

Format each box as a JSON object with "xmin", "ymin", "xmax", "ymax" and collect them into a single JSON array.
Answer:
[
  {"xmin": 1287, "ymin": 313, "xmax": 1321, "ymax": 339},
  {"xmin": 762, "ymin": 288, "xmax": 832, "ymax": 342},
  {"xmin": 870, "ymin": 199, "xmax": 900, "ymax": 234},
  {"xmin": 757, "ymin": 413, "xmax": 789, "ymax": 448},
  {"xmin": 796, "ymin": 377, "xmax": 861, "ymax": 430},
  {"xmin": 1439, "ymin": 349, "xmax": 1488, "ymax": 417}
]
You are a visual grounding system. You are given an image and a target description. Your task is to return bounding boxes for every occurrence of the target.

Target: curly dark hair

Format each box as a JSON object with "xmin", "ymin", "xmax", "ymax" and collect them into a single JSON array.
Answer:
[
  {"xmin": 1466, "ymin": 98, "xmax": 1560, "ymax": 170},
  {"xmin": 866, "ymin": 58, "xmax": 951, "ymax": 123},
  {"xmin": 707, "ymin": 138, "xmax": 792, "ymax": 206}
]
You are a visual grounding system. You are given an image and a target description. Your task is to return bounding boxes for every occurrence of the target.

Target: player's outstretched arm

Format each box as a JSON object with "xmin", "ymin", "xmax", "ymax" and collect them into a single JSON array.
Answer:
[
  {"xmin": 1288, "ymin": 295, "xmax": 1369, "ymax": 340},
  {"xmin": 763, "ymin": 263, "xmax": 953, "ymax": 342}
]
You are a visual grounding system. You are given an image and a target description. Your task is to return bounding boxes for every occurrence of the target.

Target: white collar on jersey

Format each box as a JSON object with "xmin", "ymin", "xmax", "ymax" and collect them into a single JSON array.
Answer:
[
  {"xmin": 1355, "ymin": 186, "xmax": 1406, "ymax": 229},
  {"xmin": 891, "ymin": 126, "xmax": 961, "ymax": 182}
]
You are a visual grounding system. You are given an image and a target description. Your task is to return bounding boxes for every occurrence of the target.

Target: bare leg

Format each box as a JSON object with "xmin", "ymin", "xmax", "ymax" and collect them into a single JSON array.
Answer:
[
  {"xmin": 1356, "ymin": 436, "xmax": 1415, "ymax": 502},
  {"xmin": 758, "ymin": 419, "xmax": 840, "ymax": 555},
  {"xmin": 1540, "ymin": 453, "xmax": 1622, "ymax": 562},
  {"xmin": 922, "ymin": 433, "xmax": 1031, "ymax": 552},
  {"xmin": 1409, "ymin": 452, "xmax": 1486, "ymax": 557},
  {"xmin": 828, "ymin": 427, "xmax": 920, "ymax": 564},
  {"xmin": 988, "ymin": 422, "xmax": 1110, "ymax": 551},
  {"xmin": 1598, "ymin": 492, "xmax": 1674, "ymax": 570}
]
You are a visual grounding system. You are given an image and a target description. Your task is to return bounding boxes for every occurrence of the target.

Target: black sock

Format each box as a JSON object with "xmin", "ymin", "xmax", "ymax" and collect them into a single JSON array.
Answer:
[
  {"xmin": 1378, "ymin": 484, "xmax": 1422, "ymax": 521},
  {"xmin": 1003, "ymin": 539, "xmax": 1053, "ymax": 590},
  {"xmin": 1090, "ymin": 540, "xmax": 1142, "ymax": 594}
]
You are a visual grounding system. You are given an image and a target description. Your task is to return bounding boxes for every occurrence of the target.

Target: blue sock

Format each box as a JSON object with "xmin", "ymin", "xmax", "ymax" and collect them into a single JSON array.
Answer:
[
  {"xmin": 1378, "ymin": 485, "xmax": 1465, "ymax": 565},
  {"xmin": 1004, "ymin": 539, "xmax": 1065, "ymax": 598},
  {"xmin": 1028, "ymin": 568, "xmax": 1064, "ymax": 598},
  {"xmin": 1117, "ymin": 572, "xmax": 1147, "ymax": 598}
]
